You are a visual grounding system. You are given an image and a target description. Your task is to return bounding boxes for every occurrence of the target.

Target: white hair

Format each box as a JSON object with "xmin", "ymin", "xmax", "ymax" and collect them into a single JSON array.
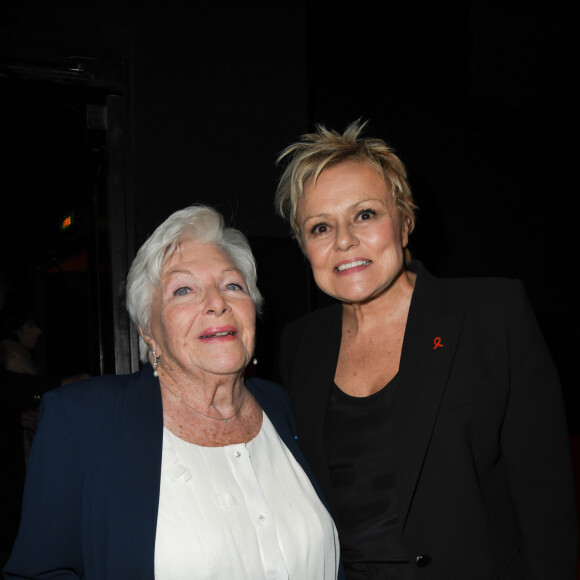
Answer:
[{"xmin": 126, "ymin": 205, "xmax": 263, "ymax": 362}]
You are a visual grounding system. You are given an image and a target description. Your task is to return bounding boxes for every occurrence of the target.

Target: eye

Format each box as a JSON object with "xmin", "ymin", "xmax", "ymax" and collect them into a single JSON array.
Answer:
[
  {"xmin": 357, "ymin": 208, "xmax": 377, "ymax": 221},
  {"xmin": 173, "ymin": 287, "xmax": 191, "ymax": 296},
  {"xmin": 225, "ymin": 282, "xmax": 244, "ymax": 291},
  {"xmin": 310, "ymin": 222, "xmax": 329, "ymax": 236}
]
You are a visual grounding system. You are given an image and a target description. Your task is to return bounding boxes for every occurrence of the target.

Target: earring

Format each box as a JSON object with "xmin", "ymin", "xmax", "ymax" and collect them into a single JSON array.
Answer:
[{"xmin": 153, "ymin": 348, "xmax": 159, "ymax": 377}]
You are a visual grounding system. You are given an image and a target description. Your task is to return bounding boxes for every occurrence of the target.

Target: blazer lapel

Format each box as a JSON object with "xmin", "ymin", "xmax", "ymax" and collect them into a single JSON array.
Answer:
[
  {"xmin": 108, "ymin": 365, "xmax": 163, "ymax": 578},
  {"xmin": 395, "ymin": 264, "xmax": 464, "ymax": 532},
  {"xmin": 248, "ymin": 378, "xmax": 334, "ymax": 517},
  {"xmin": 291, "ymin": 304, "xmax": 342, "ymax": 505}
]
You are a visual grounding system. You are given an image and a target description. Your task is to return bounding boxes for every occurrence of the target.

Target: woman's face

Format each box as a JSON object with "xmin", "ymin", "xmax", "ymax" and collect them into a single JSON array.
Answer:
[
  {"xmin": 144, "ymin": 240, "xmax": 256, "ymax": 380},
  {"xmin": 297, "ymin": 160, "xmax": 409, "ymax": 304}
]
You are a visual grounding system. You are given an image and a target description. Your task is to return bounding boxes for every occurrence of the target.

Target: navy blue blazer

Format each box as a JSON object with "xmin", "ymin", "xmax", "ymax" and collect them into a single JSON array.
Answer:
[
  {"xmin": 4, "ymin": 365, "xmax": 344, "ymax": 579},
  {"xmin": 280, "ymin": 262, "xmax": 578, "ymax": 579}
]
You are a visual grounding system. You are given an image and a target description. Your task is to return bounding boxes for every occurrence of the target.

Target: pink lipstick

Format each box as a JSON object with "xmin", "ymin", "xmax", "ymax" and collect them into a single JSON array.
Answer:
[{"xmin": 198, "ymin": 325, "xmax": 238, "ymax": 343}]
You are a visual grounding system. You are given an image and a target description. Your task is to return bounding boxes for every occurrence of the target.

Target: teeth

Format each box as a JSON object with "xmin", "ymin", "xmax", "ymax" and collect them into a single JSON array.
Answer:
[
  {"xmin": 201, "ymin": 331, "xmax": 235, "ymax": 339},
  {"xmin": 337, "ymin": 260, "xmax": 371, "ymax": 272}
]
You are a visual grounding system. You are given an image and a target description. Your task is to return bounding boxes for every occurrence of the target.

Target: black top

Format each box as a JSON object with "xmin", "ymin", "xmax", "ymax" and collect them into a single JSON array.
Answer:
[
  {"xmin": 326, "ymin": 378, "xmax": 412, "ymax": 579},
  {"xmin": 281, "ymin": 263, "xmax": 578, "ymax": 579}
]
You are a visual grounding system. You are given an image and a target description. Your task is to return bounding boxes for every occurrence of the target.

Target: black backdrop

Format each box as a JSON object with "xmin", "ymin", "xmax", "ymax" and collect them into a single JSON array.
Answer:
[{"xmin": 0, "ymin": 0, "xmax": 578, "ymax": 430}]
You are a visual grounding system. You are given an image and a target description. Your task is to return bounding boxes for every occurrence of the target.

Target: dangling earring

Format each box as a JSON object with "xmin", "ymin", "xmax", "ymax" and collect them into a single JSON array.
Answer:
[{"xmin": 152, "ymin": 348, "xmax": 159, "ymax": 377}]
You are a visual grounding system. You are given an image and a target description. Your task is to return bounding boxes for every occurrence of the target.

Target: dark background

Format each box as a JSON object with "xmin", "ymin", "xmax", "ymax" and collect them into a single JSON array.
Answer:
[{"xmin": 0, "ymin": 0, "xmax": 578, "ymax": 429}]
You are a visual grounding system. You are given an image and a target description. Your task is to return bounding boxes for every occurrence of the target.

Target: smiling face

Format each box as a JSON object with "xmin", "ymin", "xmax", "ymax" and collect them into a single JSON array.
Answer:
[
  {"xmin": 142, "ymin": 240, "xmax": 256, "ymax": 381},
  {"xmin": 297, "ymin": 160, "xmax": 409, "ymax": 305}
]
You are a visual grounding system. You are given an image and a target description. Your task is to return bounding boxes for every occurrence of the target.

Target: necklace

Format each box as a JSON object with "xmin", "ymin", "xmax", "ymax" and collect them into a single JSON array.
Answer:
[{"xmin": 161, "ymin": 382, "xmax": 247, "ymax": 423}]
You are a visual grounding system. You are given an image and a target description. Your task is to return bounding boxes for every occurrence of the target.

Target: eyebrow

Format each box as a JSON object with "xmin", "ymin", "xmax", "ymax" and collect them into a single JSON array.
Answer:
[
  {"xmin": 162, "ymin": 266, "xmax": 243, "ymax": 278},
  {"xmin": 301, "ymin": 197, "xmax": 384, "ymax": 226},
  {"xmin": 163, "ymin": 267, "xmax": 191, "ymax": 277}
]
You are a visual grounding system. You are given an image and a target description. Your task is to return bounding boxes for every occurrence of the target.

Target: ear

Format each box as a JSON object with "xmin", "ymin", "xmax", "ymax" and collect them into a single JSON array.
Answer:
[
  {"xmin": 138, "ymin": 326, "xmax": 155, "ymax": 352},
  {"xmin": 401, "ymin": 215, "xmax": 410, "ymax": 249}
]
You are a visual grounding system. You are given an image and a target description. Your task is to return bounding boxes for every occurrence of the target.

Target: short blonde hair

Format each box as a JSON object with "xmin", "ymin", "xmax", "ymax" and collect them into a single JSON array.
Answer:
[{"xmin": 275, "ymin": 120, "xmax": 417, "ymax": 260}]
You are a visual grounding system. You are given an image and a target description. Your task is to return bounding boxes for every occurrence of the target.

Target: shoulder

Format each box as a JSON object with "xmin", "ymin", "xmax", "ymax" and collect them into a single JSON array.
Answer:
[
  {"xmin": 409, "ymin": 264, "xmax": 537, "ymax": 340},
  {"xmin": 0, "ymin": 339, "xmax": 23, "ymax": 360},
  {"xmin": 0, "ymin": 338, "xmax": 20, "ymax": 352},
  {"xmin": 247, "ymin": 377, "xmax": 291, "ymax": 410},
  {"xmin": 246, "ymin": 377, "xmax": 297, "ymax": 438},
  {"xmin": 445, "ymin": 276, "xmax": 523, "ymax": 302},
  {"xmin": 279, "ymin": 303, "xmax": 342, "ymax": 382},
  {"xmin": 1, "ymin": 341, "xmax": 32, "ymax": 374},
  {"xmin": 418, "ymin": 264, "xmax": 526, "ymax": 314},
  {"xmin": 41, "ymin": 371, "xmax": 142, "ymax": 417}
]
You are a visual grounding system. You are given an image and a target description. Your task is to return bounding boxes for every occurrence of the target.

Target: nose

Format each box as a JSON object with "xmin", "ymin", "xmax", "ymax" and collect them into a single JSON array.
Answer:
[
  {"xmin": 335, "ymin": 221, "xmax": 358, "ymax": 252},
  {"xmin": 203, "ymin": 287, "xmax": 230, "ymax": 316}
]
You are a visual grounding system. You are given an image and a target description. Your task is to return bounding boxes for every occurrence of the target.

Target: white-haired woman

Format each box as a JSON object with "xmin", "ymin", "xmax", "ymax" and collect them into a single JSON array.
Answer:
[{"xmin": 4, "ymin": 205, "xmax": 343, "ymax": 580}]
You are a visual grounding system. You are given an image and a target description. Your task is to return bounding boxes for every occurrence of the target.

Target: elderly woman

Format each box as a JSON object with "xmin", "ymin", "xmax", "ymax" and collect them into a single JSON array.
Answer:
[
  {"xmin": 4, "ymin": 205, "xmax": 342, "ymax": 579},
  {"xmin": 274, "ymin": 122, "xmax": 578, "ymax": 580}
]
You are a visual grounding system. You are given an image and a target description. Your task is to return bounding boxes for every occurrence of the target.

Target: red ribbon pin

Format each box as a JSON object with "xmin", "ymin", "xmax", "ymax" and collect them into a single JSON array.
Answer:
[{"xmin": 433, "ymin": 337, "xmax": 444, "ymax": 350}]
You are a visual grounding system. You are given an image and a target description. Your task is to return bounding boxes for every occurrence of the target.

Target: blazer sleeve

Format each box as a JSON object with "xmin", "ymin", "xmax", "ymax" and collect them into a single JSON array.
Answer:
[
  {"xmin": 3, "ymin": 390, "xmax": 84, "ymax": 579},
  {"xmin": 500, "ymin": 280, "xmax": 578, "ymax": 578}
]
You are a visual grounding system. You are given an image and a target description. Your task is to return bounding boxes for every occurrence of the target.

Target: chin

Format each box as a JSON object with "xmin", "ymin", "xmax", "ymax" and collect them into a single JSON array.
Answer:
[
  {"xmin": 202, "ymin": 357, "xmax": 249, "ymax": 376},
  {"xmin": 338, "ymin": 296, "xmax": 371, "ymax": 306},
  {"xmin": 327, "ymin": 285, "xmax": 375, "ymax": 304}
]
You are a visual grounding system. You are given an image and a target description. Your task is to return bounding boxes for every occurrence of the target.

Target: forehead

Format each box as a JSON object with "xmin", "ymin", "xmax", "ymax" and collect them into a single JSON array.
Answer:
[
  {"xmin": 301, "ymin": 160, "xmax": 391, "ymax": 209},
  {"xmin": 162, "ymin": 240, "xmax": 234, "ymax": 273}
]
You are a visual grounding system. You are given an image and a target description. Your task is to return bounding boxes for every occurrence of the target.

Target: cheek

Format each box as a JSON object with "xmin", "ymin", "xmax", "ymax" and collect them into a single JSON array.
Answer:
[
  {"xmin": 309, "ymin": 259, "xmax": 332, "ymax": 290},
  {"xmin": 306, "ymin": 243, "xmax": 333, "ymax": 274},
  {"xmin": 157, "ymin": 304, "xmax": 193, "ymax": 340},
  {"xmin": 303, "ymin": 242, "xmax": 316, "ymax": 264},
  {"xmin": 372, "ymin": 221, "xmax": 402, "ymax": 250},
  {"xmin": 310, "ymin": 266, "xmax": 335, "ymax": 296},
  {"xmin": 304, "ymin": 242, "xmax": 329, "ymax": 271},
  {"xmin": 237, "ymin": 305, "xmax": 256, "ymax": 349},
  {"xmin": 243, "ymin": 309, "xmax": 257, "ymax": 337}
]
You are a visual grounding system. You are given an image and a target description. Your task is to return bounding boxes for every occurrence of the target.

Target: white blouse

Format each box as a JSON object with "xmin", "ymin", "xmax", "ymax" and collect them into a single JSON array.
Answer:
[{"xmin": 154, "ymin": 412, "xmax": 340, "ymax": 579}]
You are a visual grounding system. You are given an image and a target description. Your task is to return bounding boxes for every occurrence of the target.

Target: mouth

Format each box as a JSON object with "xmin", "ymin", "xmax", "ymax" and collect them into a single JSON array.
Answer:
[
  {"xmin": 200, "ymin": 330, "xmax": 237, "ymax": 339},
  {"xmin": 334, "ymin": 259, "xmax": 372, "ymax": 273},
  {"xmin": 199, "ymin": 326, "xmax": 238, "ymax": 340}
]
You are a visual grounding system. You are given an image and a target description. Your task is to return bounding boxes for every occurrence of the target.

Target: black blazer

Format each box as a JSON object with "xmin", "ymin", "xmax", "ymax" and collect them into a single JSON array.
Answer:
[
  {"xmin": 280, "ymin": 262, "xmax": 578, "ymax": 579},
  {"xmin": 4, "ymin": 364, "xmax": 345, "ymax": 580}
]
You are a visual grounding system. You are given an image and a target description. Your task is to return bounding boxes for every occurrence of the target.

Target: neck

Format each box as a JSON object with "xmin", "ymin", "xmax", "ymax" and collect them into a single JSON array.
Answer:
[
  {"xmin": 342, "ymin": 268, "xmax": 416, "ymax": 334},
  {"xmin": 161, "ymin": 380, "xmax": 247, "ymax": 423},
  {"xmin": 158, "ymin": 363, "xmax": 246, "ymax": 412}
]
